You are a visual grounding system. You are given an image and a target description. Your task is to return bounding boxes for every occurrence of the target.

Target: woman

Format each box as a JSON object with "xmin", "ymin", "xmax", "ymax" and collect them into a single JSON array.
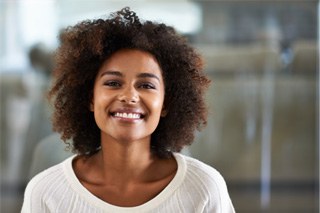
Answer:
[{"xmin": 22, "ymin": 7, "xmax": 235, "ymax": 213}]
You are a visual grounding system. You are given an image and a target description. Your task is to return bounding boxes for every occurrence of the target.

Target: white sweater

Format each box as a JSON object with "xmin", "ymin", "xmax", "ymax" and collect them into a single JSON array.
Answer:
[{"xmin": 22, "ymin": 153, "xmax": 235, "ymax": 213}]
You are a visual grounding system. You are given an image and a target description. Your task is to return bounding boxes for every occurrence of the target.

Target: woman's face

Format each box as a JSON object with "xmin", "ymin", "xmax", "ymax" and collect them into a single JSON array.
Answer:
[{"xmin": 91, "ymin": 49, "xmax": 166, "ymax": 143}]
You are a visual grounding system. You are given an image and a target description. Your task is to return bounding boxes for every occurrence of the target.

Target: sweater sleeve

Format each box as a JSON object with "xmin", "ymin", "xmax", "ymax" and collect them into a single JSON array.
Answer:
[
  {"xmin": 21, "ymin": 172, "xmax": 48, "ymax": 213},
  {"xmin": 184, "ymin": 155, "xmax": 235, "ymax": 213},
  {"xmin": 21, "ymin": 176, "xmax": 39, "ymax": 213},
  {"xmin": 21, "ymin": 164, "xmax": 62, "ymax": 213},
  {"xmin": 21, "ymin": 184, "xmax": 31, "ymax": 213},
  {"xmin": 204, "ymin": 170, "xmax": 235, "ymax": 213}
]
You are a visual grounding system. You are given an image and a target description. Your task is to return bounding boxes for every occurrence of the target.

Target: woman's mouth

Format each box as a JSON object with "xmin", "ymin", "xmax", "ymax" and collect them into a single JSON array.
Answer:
[
  {"xmin": 112, "ymin": 112, "xmax": 143, "ymax": 119},
  {"xmin": 110, "ymin": 110, "xmax": 146, "ymax": 122}
]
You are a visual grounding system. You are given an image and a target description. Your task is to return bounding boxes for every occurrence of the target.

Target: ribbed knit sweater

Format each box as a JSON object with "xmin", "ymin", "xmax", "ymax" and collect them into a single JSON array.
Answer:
[{"xmin": 22, "ymin": 153, "xmax": 235, "ymax": 213}]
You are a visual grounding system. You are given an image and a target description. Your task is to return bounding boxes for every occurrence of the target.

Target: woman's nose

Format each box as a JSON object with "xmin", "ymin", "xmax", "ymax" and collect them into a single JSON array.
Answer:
[{"xmin": 118, "ymin": 86, "xmax": 139, "ymax": 103}]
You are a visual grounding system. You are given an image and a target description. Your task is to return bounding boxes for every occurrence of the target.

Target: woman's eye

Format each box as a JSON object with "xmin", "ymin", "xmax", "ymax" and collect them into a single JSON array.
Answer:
[
  {"xmin": 104, "ymin": 81, "xmax": 121, "ymax": 87},
  {"xmin": 140, "ymin": 83, "xmax": 156, "ymax": 89}
]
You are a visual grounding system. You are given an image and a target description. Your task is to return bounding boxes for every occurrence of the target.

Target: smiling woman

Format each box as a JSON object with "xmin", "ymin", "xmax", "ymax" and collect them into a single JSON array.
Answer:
[
  {"xmin": 91, "ymin": 49, "xmax": 166, "ymax": 145},
  {"xmin": 21, "ymin": 7, "xmax": 235, "ymax": 213}
]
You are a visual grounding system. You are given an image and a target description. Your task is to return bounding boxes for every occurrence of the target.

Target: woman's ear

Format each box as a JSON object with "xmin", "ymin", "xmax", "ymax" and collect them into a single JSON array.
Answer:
[
  {"xmin": 89, "ymin": 103, "xmax": 94, "ymax": 111},
  {"xmin": 161, "ymin": 107, "xmax": 167, "ymax": 117},
  {"xmin": 161, "ymin": 99, "xmax": 169, "ymax": 117},
  {"xmin": 89, "ymin": 92, "xmax": 94, "ymax": 111}
]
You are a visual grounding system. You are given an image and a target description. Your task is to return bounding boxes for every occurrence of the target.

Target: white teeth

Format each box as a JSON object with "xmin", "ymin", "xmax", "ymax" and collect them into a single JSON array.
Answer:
[
  {"xmin": 133, "ymin": 114, "xmax": 139, "ymax": 119},
  {"xmin": 114, "ymin": 112, "xmax": 141, "ymax": 119}
]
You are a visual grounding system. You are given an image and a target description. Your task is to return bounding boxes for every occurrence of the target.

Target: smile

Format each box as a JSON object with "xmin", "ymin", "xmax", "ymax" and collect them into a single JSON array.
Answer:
[{"xmin": 110, "ymin": 111, "xmax": 145, "ymax": 120}]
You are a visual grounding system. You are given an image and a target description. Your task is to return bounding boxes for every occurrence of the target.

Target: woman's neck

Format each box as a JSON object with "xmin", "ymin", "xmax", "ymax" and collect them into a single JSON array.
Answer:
[{"xmin": 92, "ymin": 134, "xmax": 157, "ymax": 185}]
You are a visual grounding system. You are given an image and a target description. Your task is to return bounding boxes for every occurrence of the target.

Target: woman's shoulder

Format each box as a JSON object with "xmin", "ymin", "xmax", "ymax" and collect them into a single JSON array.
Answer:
[
  {"xmin": 25, "ymin": 164, "xmax": 62, "ymax": 192},
  {"xmin": 179, "ymin": 154, "xmax": 225, "ymax": 180},
  {"xmin": 21, "ymin": 156, "xmax": 76, "ymax": 212},
  {"xmin": 176, "ymin": 153, "xmax": 230, "ymax": 195},
  {"xmin": 175, "ymin": 153, "xmax": 235, "ymax": 212},
  {"xmin": 24, "ymin": 155, "xmax": 74, "ymax": 196}
]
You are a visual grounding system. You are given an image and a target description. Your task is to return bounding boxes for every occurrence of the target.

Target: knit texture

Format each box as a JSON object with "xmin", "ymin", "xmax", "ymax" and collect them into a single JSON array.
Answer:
[{"xmin": 22, "ymin": 153, "xmax": 235, "ymax": 213}]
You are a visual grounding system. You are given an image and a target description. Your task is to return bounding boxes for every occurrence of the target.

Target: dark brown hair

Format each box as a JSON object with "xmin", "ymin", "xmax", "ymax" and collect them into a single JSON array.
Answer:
[{"xmin": 49, "ymin": 7, "xmax": 210, "ymax": 158}]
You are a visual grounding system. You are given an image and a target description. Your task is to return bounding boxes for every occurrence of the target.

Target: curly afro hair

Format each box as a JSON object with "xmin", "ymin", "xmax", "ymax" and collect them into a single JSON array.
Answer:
[{"xmin": 49, "ymin": 7, "xmax": 211, "ymax": 158}]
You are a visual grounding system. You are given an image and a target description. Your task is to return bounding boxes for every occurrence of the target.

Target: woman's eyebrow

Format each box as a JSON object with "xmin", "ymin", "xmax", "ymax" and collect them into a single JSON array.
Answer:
[
  {"xmin": 99, "ymin": 71, "xmax": 123, "ymax": 78},
  {"xmin": 99, "ymin": 71, "xmax": 160, "ymax": 82},
  {"xmin": 137, "ymin": 73, "xmax": 160, "ymax": 82}
]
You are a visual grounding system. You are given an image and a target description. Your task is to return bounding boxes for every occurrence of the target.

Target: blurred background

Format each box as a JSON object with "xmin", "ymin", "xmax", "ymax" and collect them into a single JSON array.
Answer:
[{"xmin": 0, "ymin": 0, "xmax": 318, "ymax": 212}]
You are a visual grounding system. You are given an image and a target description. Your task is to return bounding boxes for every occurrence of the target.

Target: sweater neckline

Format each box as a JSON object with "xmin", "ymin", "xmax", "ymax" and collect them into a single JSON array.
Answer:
[{"xmin": 62, "ymin": 152, "xmax": 186, "ymax": 212}]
